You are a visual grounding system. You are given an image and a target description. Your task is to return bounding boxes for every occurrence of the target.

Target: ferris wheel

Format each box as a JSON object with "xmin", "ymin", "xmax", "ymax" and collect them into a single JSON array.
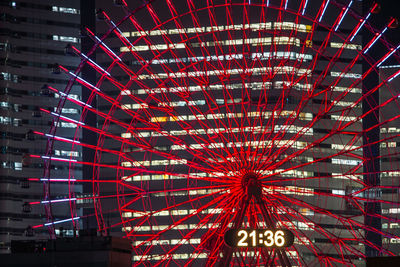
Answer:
[{"xmin": 29, "ymin": 0, "xmax": 400, "ymax": 265}]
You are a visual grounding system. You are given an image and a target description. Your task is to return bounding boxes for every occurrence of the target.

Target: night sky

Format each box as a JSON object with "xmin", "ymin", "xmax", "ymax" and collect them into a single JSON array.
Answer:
[
  {"xmin": 374, "ymin": 0, "xmax": 400, "ymax": 43},
  {"xmin": 378, "ymin": 0, "xmax": 400, "ymax": 20}
]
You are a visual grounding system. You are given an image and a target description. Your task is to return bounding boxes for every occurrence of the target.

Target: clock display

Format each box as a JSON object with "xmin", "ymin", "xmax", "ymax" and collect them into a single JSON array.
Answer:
[{"xmin": 224, "ymin": 229, "xmax": 294, "ymax": 248}]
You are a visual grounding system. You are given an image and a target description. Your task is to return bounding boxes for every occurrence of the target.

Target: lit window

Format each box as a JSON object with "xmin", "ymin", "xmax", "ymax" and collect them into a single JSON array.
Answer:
[
  {"xmin": 331, "ymin": 42, "xmax": 361, "ymax": 50},
  {"xmin": 332, "ymin": 189, "xmax": 345, "ymax": 195},
  {"xmin": 332, "ymin": 158, "xmax": 362, "ymax": 166},
  {"xmin": 331, "ymin": 71, "xmax": 362, "ymax": 79},
  {"xmin": 59, "ymin": 122, "xmax": 77, "ymax": 128},
  {"xmin": 52, "ymin": 6, "xmax": 79, "ymax": 14},
  {"xmin": 53, "ymin": 35, "xmax": 79, "ymax": 43},
  {"xmin": 389, "ymin": 208, "xmax": 400, "ymax": 214}
]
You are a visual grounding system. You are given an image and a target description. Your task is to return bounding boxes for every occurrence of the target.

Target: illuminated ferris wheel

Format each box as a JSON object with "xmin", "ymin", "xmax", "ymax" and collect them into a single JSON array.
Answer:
[{"xmin": 29, "ymin": 0, "xmax": 400, "ymax": 265}]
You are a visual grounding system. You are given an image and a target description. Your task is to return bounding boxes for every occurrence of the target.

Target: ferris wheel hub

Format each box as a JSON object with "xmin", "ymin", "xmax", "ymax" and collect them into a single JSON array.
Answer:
[{"xmin": 241, "ymin": 172, "xmax": 262, "ymax": 199}]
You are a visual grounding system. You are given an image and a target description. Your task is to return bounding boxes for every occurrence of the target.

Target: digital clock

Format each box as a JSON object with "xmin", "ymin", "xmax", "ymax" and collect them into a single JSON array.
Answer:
[{"xmin": 224, "ymin": 229, "xmax": 294, "ymax": 248}]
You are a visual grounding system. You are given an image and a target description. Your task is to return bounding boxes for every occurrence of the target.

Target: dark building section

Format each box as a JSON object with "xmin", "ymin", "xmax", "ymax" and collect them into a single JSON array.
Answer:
[
  {"xmin": 0, "ymin": 0, "xmax": 82, "ymax": 252},
  {"xmin": 363, "ymin": 0, "xmax": 382, "ymax": 255},
  {"xmin": 80, "ymin": 0, "xmax": 98, "ymax": 232},
  {"xmin": 367, "ymin": 256, "xmax": 400, "ymax": 267},
  {"xmin": 379, "ymin": 65, "xmax": 400, "ymax": 253},
  {"xmin": 0, "ymin": 235, "xmax": 131, "ymax": 267}
]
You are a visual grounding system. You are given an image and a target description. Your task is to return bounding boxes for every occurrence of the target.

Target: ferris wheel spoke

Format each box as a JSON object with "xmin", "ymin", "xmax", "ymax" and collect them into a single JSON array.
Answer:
[
  {"xmin": 124, "ymin": 187, "xmax": 230, "ymax": 230},
  {"xmin": 39, "ymin": 1, "xmax": 400, "ymax": 265},
  {"xmin": 270, "ymin": 196, "xmax": 367, "ymax": 262},
  {"xmin": 274, "ymin": 191, "xmax": 399, "ymax": 256},
  {"xmin": 130, "ymin": 190, "xmax": 240, "ymax": 265},
  {"xmin": 40, "ymin": 104, "xmax": 225, "ymax": 174},
  {"xmin": 253, "ymin": 204, "xmax": 321, "ymax": 265},
  {"xmin": 154, "ymin": 194, "xmax": 242, "ymax": 265},
  {"xmin": 267, "ymin": 100, "xmax": 374, "ymax": 173}
]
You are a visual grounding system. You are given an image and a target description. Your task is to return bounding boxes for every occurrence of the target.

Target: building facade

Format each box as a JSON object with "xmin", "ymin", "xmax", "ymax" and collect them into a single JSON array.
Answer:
[
  {"xmin": 0, "ymin": 0, "xmax": 82, "ymax": 252},
  {"xmin": 379, "ymin": 65, "xmax": 400, "ymax": 253}
]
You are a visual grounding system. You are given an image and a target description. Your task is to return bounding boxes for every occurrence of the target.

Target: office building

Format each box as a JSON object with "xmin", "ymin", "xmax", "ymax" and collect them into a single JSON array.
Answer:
[
  {"xmin": 379, "ymin": 65, "xmax": 400, "ymax": 252},
  {"xmin": 0, "ymin": 0, "xmax": 82, "ymax": 252}
]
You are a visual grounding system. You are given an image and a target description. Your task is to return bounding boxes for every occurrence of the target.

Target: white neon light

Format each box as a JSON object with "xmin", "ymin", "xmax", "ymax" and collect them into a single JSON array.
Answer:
[
  {"xmin": 364, "ymin": 27, "xmax": 389, "ymax": 55},
  {"xmin": 350, "ymin": 13, "xmax": 371, "ymax": 42},
  {"xmin": 41, "ymin": 198, "xmax": 77, "ymax": 204},
  {"xmin": 284, "ymin": 0, "xmax": 288, "ymax": 10},
  {"xmin": 377, "ymin": 44, "xmax": 400, "ymax": 68},
  {"xmin": 44, "ymin": 217, "xmax": 80, "ymax": 226},
  {"xmin": 45, "ymin": 134, "xmax": 81, "ymax": 144},
  {"xmin": 41, "ymin": 155, "xmax": 78, "ymax": 163},
  {"xmin": 80, "ymin": 52, "xmax": 111, "ymax": 76},
  {"xmin": 319, "ymin": 0, "xmax": 331, "ymax": 22},
  {"xmin": 334, "ymin": 1, "xmax": 353, "ymax": 32},
  {"xmin": 56, "ymin": 90, "xmax": 93, "ymax": 109},
  {"xmin": 40, "ymin": 178, "xmax": 77, "ymax": 182},
  {"xmin": 109, "ymin": 20, "xmax": 138, "ymax": 58},
  {"xmin": 109, "ymin": 20, "xmax": 128, "ymax": 40},
  {"xmin": 94, "ymin": 35, "xmax": 122, "ymax": 61},
  {"xmin": 388, "ymin": 70, "xmax": 400, "ymax": 82},
  {"xmin": 68, "ymin": 71, "xmax": 101, "ymax": 92},
  {"xmin": 302, "ymin": 0, "xmax": 309, "ymax": 15},
  {"xmin": 50, "ymin": 112, "xmax": 85, "ymax": 126}
]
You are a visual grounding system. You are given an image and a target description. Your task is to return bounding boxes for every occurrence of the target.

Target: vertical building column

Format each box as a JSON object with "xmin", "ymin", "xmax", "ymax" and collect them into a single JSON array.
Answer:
[
  {"xmin": 362, "ymin": 75, "xmax": 382, "ymax": 257},
  {"xmin": 362, "ymin": 0, "xmax": 382, "ymax": 254},
  {"xmin": 81, "ymin": 0, "xmax": 97, "ymax": 230}
]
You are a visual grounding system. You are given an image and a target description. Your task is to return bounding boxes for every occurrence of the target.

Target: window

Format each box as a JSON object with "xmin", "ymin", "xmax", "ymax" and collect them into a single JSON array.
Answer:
[
  {"xmin": 53, "ymin": 35, "xmax": 79, "ymax": 43},
  {"xmin": 54, "ymin": 150, "xmax": 80, "ymax": 157},
  {"xmin": 2, "ymin": 161, "xmax": 22, "ymax": 170},
  {"xmin": 1, "ymin": 72, "xmax": 19, "ymax": 83},
  {"xmin": 331, "ymin": 42, "xmax": 361, "ymax": 50},
  {"xmin": 52, "ymin": 6, "xmax": 79, "ymax": 14}
]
